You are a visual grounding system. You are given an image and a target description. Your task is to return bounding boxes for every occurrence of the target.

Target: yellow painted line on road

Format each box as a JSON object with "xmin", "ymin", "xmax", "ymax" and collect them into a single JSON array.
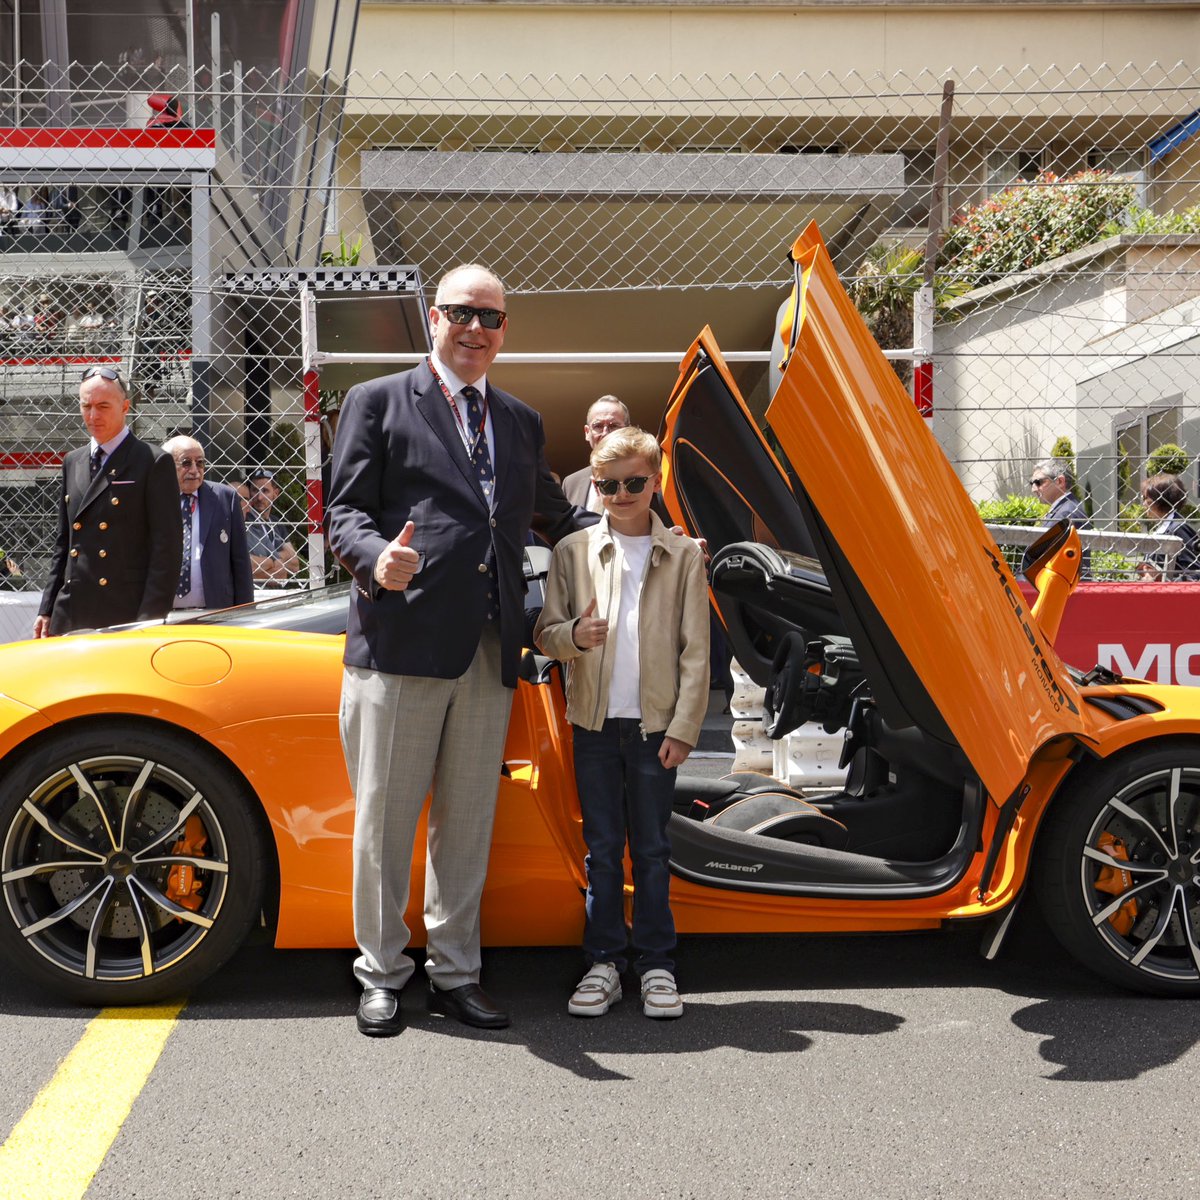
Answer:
[{"xmin": 0, "ymin": 1000, "xmax": 186, "ymax": 1200}]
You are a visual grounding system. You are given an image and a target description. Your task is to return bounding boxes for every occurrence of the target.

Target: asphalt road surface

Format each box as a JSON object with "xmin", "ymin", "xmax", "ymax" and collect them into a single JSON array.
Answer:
[{"xmin": 4, "ymin": 844, "xmax": 1200, "ymax": 1200}]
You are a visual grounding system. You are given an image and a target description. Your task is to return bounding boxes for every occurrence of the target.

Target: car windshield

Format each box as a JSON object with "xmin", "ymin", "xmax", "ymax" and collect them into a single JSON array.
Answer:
[{"xmin": 177, "ymin": 584, "xmax": 350, "ymax": 636}]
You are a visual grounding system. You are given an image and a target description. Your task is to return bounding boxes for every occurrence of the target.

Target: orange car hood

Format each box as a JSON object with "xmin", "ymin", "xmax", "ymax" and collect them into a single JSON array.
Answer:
[{"xmin": 762, "ymin": 222, "xmax": 1096, "ymax": 802}]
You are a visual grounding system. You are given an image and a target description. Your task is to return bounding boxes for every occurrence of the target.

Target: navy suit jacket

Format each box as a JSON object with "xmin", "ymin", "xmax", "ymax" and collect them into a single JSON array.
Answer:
[
  {"xmin": 193, "ymin": 480, "xmax": 253, "ymax": 608},
  {"xmin": 40, "ymin": 432, "xmax": 181, "ymax": 634},
  {"xmin": 327, "ymin": 360, "xmax": 593, "ymax": 688}
]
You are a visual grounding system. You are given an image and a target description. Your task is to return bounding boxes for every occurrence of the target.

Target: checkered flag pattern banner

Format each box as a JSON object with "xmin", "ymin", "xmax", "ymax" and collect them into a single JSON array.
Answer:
[{"xmin": 0, "ymin": 59, "xmax": 1198, "ymax": 594}]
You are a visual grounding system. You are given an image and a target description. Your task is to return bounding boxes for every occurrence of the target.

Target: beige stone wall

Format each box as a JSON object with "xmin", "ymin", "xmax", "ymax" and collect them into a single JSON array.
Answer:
[{"xmin": 353, "ymin": 2, "xmax": 1200, "ymax": 88}]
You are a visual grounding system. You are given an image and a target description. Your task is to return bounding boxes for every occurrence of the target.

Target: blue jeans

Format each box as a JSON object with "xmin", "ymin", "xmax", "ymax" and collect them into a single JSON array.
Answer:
[{"xmin": 572, "ymin": 719, "xmax": 677, "ymax": 975}]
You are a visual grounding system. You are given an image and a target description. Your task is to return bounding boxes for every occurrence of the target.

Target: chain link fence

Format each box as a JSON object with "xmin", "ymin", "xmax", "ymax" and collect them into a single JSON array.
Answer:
[{"xmin": 1, "ymin": 60, "xmax": 1198, "ymax": 603}]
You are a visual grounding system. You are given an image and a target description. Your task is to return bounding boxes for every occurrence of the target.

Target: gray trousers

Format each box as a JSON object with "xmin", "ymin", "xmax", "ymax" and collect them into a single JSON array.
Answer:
[{"xmin": 340, "ymin": 624, "xmax": 513, "ymax": 991}]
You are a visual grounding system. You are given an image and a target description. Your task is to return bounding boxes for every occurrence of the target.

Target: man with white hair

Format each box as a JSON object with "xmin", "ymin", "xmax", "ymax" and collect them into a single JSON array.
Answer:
[{"xmin": 163, "ymin": 434, "xmax": 253, "ymax": 610}]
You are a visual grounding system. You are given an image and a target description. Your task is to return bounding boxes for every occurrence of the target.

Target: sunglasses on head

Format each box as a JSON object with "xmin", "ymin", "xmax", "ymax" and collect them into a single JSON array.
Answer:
[
  {"xmin": 593, "ymin": 475, "xmax": 652, "ymax": 496},
  {"xmin": 435, "ymin": 304, "xmax": 506, "ymax": 330},
  {"xmin": 81, "ymin": 366, "xmax": 124, "ymax": 384}
]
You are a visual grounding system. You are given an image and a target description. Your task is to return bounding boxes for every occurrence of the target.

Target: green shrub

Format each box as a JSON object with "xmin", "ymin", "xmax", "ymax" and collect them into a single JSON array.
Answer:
[
  {"xmin": 977, "ymin": 494, "xmax": 1050, "ymax": 525},
  {"xmin": 940, "ymin": 170, "xmax": 1137, "ymax": 289},
  {"xmin": 1146, "ymin": 442, "xmax": 1190, "ymax": 478}
]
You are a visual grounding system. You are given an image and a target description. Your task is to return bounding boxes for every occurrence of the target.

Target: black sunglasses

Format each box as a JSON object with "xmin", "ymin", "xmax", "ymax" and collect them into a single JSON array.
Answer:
[
  {"xmin": 593, "ymin": 475, "xmax": 652, "ymax": 496},
  {"xmin": 435, "ymin": 304, "xmax": 507, "ymax": 330},
  {"xmin": 81, "ymin": 366, "xmax": 125, "ymax": 384},
  {"xmin": 1029, "ymin": 476, "xmax": 1050, "ymax": 487}
]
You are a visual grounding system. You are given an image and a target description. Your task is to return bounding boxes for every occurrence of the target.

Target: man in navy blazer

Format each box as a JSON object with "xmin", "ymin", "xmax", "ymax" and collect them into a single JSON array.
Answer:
[
  {"xmin": 35, "ymin": 367, "xmax": 181, "ymax": 637},
  {"xmin": 328, "ymin": 263, "xmax": 593, "ymax": 1037},
  {"xmin": 164, "ymin": 435, "xmax": 253, "ymax": 610}
]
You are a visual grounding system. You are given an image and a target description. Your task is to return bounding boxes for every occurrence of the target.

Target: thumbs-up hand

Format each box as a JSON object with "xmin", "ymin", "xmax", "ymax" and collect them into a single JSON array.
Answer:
[
  {"xmin": 373, "ymin": 521, "xmax": 421, "ymax": 591},
  {"xmin": 572, "ymin": 597, "xmax": 608, "ymax": 649}
]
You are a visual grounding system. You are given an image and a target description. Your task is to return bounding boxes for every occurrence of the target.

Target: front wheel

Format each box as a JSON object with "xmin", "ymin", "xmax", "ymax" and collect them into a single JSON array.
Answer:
[
  {"xmin": 1035, "ymin": 744, "xmax": 1200, "ymax": 997},
  {"xmin": 0, "ymin": 723, "xmax": 267, "ymax": 1004}
]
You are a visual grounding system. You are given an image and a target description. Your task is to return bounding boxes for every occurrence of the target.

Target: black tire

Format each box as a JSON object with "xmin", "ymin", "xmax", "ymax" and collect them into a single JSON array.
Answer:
[
  {"xmin": 1035, "ymin": 743, "xmax": 1200, "ymax": 997},
  {"xmin": 0, "ymin": 722, "xmax": 267, "ymax": 1004}
]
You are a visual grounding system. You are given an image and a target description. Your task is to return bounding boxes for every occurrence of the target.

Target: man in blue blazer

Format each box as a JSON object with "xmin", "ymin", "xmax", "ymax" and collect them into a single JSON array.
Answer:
[
  {"xmin": 163, "ymin": 435, "xmax": 253, "ymax": 610},
  {"xmin": 328, "ymin": 263, "xmax": 593, "ymax": 1038}
]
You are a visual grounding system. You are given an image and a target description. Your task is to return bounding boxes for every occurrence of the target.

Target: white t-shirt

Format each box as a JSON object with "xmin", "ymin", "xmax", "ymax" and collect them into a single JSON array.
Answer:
[{"xmin": 606, "ymin": 530, "xmax": 653, "ymax": 718}]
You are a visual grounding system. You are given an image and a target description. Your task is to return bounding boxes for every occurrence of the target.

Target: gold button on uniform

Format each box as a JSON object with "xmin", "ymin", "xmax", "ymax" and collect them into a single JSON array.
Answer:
[
  {"xmin": 70, "ymin": 549, "xmax": 78, "ymax": 557},
  {"xmin": 99, "ymin": 522, "xmax": 108, "ymax": 530},
  {"xmin": 73, "ymin": 522, "xmax": 82, "ymax": 531},
  {"xmin": 477, "ymin": 563, "xmax": 488, "ymax": 573},
  {"xmin": 99, "ymin": 578, "xmax": 108, "ymax": 586},
  {"xmin": 99, "ymin": 549, "xmax": 107, "ymax": 558},
  {"xmin": 110, "ymin": 497, "xmax": 119, "ymax": 506}
]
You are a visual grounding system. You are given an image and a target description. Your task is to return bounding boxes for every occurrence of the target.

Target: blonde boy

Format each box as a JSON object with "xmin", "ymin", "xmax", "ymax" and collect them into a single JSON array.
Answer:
[{"xmin": 534, "ymin": 427, "xmax": 708, "ymax": 1019}]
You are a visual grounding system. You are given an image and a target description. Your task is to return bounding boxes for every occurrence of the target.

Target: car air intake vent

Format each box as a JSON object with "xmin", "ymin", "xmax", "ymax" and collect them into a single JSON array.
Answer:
[{"xmin": 1085, "ymin": 695, "xmax": 1164, "ymax": 720}]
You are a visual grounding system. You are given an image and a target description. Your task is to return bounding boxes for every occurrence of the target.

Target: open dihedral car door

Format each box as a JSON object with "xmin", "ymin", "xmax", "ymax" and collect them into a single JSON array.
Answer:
[{"xmin": 764, "ymin": 222, "xmax": 1097, "ymax": 804}]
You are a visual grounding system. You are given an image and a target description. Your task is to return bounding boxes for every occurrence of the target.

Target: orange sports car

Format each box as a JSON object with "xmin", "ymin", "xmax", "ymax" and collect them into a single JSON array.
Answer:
[{"xmin": 3, "ymin": 222, "xmax": 1199, "ymax": 1004}]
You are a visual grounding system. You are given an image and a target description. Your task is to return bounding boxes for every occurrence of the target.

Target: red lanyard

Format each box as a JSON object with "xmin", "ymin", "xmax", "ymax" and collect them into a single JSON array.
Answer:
[{"xmin": 428, "ymin": 357, "xmax": 488, "ymax": 460}]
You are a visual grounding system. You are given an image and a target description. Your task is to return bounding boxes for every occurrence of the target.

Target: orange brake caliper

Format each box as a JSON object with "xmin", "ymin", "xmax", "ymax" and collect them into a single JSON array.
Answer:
[
  {"xmin": 1093, "ymin": 831, "xmax": 1137, "ymax": 936},
  {"xmin": 166, "ymin": 815, "xmax": 209, "ymax": 912}
]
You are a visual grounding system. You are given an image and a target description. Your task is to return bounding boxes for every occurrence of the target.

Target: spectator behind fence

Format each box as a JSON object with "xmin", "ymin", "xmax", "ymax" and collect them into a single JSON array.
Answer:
[
  {"xmin": 1137, "ymin": 474, "xmax": 1200, "ymax": 582},
  {"xmin": 164, "ymin": 435, "xmax": 254, "ymax": 610},
  {"xmin": 1030, "ymin": 457, "xmax": 1091, "ymax": 577},
  {"xmin": 34, "ymin": 366, "xmax": 181, "ymax": 637},
  {"xmin": 244, "ymin": 467, "xmax": 299, "ymax": 584}
]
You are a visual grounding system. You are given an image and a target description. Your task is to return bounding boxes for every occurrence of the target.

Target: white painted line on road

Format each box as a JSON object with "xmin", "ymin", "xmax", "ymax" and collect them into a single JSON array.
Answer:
[{"xmin": 0, "ymin": 1000, "xmax": 186, "ymax": 1200}]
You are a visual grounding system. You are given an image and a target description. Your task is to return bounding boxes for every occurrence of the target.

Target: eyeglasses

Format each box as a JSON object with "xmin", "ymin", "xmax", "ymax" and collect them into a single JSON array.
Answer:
[
  {"xmin": 588, "ymin": 421, "xmax": 625, "ymax": 436},
  {"xmin": 176, "ymin": 457, "xmax": 207, "ymax": 470},
  {"xmin": 435, "ymin": 304, "xmax": 507, "ymax": 330},
  {"xmin": 1029, "ymin": 476, "xmax": 1050, "ymax": 488},
  {"xmin": 593, "ymin": 475, "xmax": 652, "ymax": 496},
  {"xmin": 81, "ymin": 366, "xmax": 124, "ymax": 384}
]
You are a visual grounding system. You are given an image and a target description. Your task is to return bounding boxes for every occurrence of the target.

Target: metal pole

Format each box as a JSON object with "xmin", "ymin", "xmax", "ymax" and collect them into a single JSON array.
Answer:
[
  {"xmin": 13, "ymin": 0, "xmax": 21, "ymax": 126},
  {"xmin": 914, "ymin": 78, "xmax": 955, "ymax": 420},
  {"xmin": 303, "ymin": 367, "xmax": 325, "ymax": 585},
  {"xmin": 185, "ymin": 0, "xmax": 195, "ymax": 107},
  {"xmin": 210, "ymin": 12, "xmax": 221, "ymax": 137},
  {"xmin": 307, "ymin": 348, "xmax": 916, "ymax": 368}
]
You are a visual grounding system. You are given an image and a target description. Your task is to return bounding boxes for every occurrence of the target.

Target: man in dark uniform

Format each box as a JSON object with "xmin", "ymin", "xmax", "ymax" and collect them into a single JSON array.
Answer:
[{"xmin": 34, "ymin": 366, "xmax": 181, "ymax": 637}]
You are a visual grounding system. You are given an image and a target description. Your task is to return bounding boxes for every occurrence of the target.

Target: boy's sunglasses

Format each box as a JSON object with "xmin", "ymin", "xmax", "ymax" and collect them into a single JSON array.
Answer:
[
  {"xmin": 435, "ymin": 304, "xmax": 507, "ymax": 330},
  {"xmin": 593, "ymin": 475, "xmax": 652, "ymax": 496}
]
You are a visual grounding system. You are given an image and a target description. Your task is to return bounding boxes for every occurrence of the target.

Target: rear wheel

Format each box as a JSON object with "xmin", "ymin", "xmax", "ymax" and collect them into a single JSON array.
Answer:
[
  {"xmin": 1036, "ymin": 745, "xmax": 1200, "ymax": 996},
  {"xmin": 0, "ymin": 724, "xmax": 267, "ymax": 1004}
]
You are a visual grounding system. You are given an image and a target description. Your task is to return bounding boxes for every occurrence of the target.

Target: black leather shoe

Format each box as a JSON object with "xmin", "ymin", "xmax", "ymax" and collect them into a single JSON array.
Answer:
[
  {"xmin": 426, "ymin": 982, "xmax": 511, "ymax": 1029},
  {"xmin": 356, "ymin": 987, "xmax": 404, "ymax": 1037}
]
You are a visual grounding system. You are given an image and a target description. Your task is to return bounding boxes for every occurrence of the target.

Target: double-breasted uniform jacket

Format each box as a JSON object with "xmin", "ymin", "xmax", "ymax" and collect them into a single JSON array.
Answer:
[
  {"xmin": 327, "ymin": 359, "xmax": 593, "ymax": 689},
  {"xmin": 39, "ymin": 432, "xmax": 183, "ymax": 635},
  {"xmin": 191, "ymin": 480, "xmax": 254, "ymax": 608}
]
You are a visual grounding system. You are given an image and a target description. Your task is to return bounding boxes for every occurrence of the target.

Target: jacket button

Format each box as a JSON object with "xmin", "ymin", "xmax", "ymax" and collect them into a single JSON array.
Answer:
[
  {"xmin": 110, "ymin": 497, "xmax": 119, "ymax": 506},
  {"xmin": 99, "ymin": 549, "xmax": 107, "ymax": 558},
  {"xmin": 490, "ymin": 517, "xmax": 497, "ymax": 528},
  {"xmin": 477, "ymin": 563, "xmax": 488, "ymax": 573},
  {"xmin": 73, "ymin": 522, "xmax": 82, "ymax": 531},
  {"xmin": 70, "ymin": 548, "xmax": 78, "ymax": 557},
  {"xmin": 99, "ymin": 578, "xmax": 108, "ymax": 586},
  {"xmin": 99, "ymin": 522, "xmax": 108, "ymax": 530}
]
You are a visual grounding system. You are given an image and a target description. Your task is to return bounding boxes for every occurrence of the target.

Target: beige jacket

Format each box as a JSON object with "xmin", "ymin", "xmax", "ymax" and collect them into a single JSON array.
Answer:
[{"xmin": 534, "ymin": 511, "xmax": 710, "ymax": 747}]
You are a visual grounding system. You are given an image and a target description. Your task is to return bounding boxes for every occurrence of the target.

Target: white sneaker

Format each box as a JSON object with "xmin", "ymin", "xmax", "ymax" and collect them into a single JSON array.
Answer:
[
  {"xmin": 640, "ymin": 969, "xmax": 684, "ymax": 1019},
  {"xmin": 568, "ymin": 962, "xmax": 622, "ymax": 1017}
]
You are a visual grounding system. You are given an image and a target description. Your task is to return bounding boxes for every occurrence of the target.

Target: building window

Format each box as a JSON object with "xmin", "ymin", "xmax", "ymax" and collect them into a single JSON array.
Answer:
[
  {"xmin": 986, "ymin": 149, "xmax": 1044, "ymax": 194},
  {"xmin": 1115, "ymin": 403, "xmax": 1180, "ymax": 508},
  {"xmin": 1088, "ymin": 148, "xmax": 1147, "ymax": 204}
]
